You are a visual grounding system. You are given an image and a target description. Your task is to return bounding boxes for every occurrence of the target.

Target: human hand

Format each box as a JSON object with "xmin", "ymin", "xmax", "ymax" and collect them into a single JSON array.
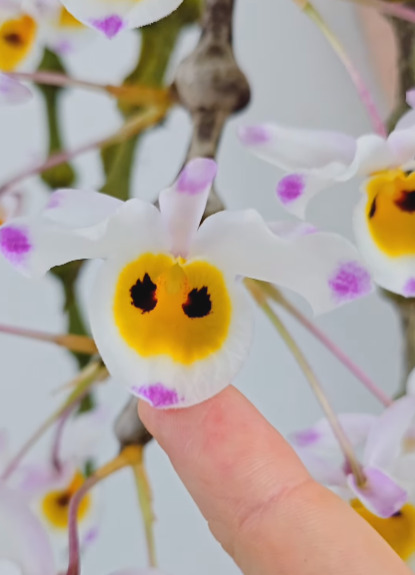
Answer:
[{"xmin": 139, "ymin": 386, "xmax": 412, "ymax": 575}]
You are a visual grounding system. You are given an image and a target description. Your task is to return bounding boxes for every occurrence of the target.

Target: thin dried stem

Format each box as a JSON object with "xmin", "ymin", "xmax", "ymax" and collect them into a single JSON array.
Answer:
[
  {"xmin": 246, "ymin": 280, "xmax": 366, "ymax": 487},
  {"xmin": 66, "ymin": 446, "xmax": 142, "ymax": 575},
  {"xmin": 1, "ymin": 361, "xmax": 106, "ymax": 481},
  {"xmin": 132, "ymin": 450, "xmax": 157, "ymax": 568},
  {"xmin": 0, "ymin": 323, "xmax": 98, "ymax": 355},
  {"xmin": 297, "ymin": 1, "xmax": 387, "ymax": 136},
  {"xmin": 258, "ymin": 282, "xmax": 392, "ymax": 407},
  {"xmin": 0, "ymin": 106, "xmax": 168, "ymax": 196}
]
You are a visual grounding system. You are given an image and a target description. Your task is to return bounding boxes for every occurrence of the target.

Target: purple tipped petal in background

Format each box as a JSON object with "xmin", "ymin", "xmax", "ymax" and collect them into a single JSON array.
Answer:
[
  {"xmin": 176, "ymin": 158, "xmax": 217, "ymax": 195},
  {"xmin": 0, "ymin": 75, "xmax": 32, "ymax": 106},
  {"xmin": 348, "ymin": 466, "xmax": 408, "ymax": 518}
]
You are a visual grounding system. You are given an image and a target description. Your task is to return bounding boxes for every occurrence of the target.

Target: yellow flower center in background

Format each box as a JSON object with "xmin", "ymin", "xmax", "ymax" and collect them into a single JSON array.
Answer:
[
  {"xmin": 58, "ymin": 8, "xmax": 83, "ymax": 29},
  {"xmin": 0, "ymin": 15, "xmax": 37, "ymax": 72},
  {"xmin": 41, "ymin": 470, "xmax": 91, "ymax": 529},
  {"xmin": 366, "ymin": 169, "xmax": 415, "ymax": 257},
  {"xmin": 351, "ymin": 499, "xmax": 415, "ymax": 560},
  {"xmin": 114, "ymin": 253, "xmax": 232, "ymax": 365}
]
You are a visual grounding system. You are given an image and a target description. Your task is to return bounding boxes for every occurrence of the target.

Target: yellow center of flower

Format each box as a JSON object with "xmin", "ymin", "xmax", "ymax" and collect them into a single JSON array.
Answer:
[
  {"xmin": 113, "ymin": 253, "xmax": 232, "ymax": 365},
  {"xmin": 58, "ymin": 8, "xmax": 83, "ymax": 29},
  {"xmin": 0, "ymin": 14, "xmax": 37, "ymax": 72},
  {"xmin": 366, "ymin": 169, "xmax": 415, "ymax": 257},
  {"xmin": 41, "ymin": 470, "xmax": 91, "ymax": 530},
  {"xmin": 351, "ymin": 499, "xmax": 415, "ymax": 560}
]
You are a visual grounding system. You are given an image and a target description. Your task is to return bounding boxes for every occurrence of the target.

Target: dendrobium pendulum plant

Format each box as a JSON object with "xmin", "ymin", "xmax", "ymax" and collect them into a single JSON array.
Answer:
[{"xmin": 4, "ymin": 0, "xmax": 415, "ymax": 573}]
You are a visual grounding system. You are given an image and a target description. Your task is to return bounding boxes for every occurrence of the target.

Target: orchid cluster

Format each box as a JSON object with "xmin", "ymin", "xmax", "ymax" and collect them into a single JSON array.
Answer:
[{"xmin": 2, "ymin": 0, "xmax": 415, "ymax": 573}]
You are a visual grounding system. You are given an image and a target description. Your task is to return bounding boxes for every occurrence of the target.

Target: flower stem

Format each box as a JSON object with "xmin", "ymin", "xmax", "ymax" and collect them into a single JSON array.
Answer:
[
  {"xmin": 66, "ymin": 446, "xmax": 142, "ymax": 575},
  {"xmin": 132, "ymin": 450, "xmax": 157, "ymax": 568},
  {"xmin": 0, "ymin": 323, "xmax": 98, "ymax": 354},
  {"xmin": 0, "ymin": 105, "xmax": 168, "ymax": 196},
  {"xmin": 1, "ymin": 361, "xmax": 106, "ymax": 481},
  {"xmin": 296, "ymin": 1, "xmax": 387, "ymax": 137},
  {"xmin": 6, "ymin": 71, "xmax": 171, "ymax": 106},
  {"xmin": 246, "ymin": 280, "xmax": 366, "ymax": 486},
  {"xmin": 258, "ymin": 281, "xmax": 392, "ymax": 407},
  {"xmin": 51, "ymin": 405, "xmax": 76, "ymax": 472}
]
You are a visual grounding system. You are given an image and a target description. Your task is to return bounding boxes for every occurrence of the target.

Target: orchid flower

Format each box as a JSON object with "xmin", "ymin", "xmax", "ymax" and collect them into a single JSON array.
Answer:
[
  {"xmin": 0, "ymin": 158, "xmax": 372, "ymax": 408},
  {"xmin": 0, "ymin": 72, "xmax": 31, "ymax": 103},
  {"xmin": 291, "ymin": 395, "xmax": 415, "ymax": 518},
  {"xmin": 238, "ymin": 94, "xmax": 415, "ymax": 297},
  {"xmin": 0, "ymin": 1, "xmax": 37, "ymax": 71},
  {"xmin": 58, "ymin": 0, "xmax": 184, "ymax": 39}
]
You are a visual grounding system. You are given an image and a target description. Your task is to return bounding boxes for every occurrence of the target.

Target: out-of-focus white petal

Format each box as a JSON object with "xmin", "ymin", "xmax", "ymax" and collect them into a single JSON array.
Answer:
[
  {"xmin": 0, "ymin": 189, "xmax": 123, "ymax": 277},
  {"xmin": 238, "ymin": 123, "xmax": 356, "ymax": 173},
  {"xmin": 395, "ymin": 110, "xmax": 415, "ymax": 131},
  {"xmin": 192, "ymin": 209, "xmax": 372, "ymax": 314},
  {"xmin": 293, "ymin": 447, "xmax": 346, "ymax": 487},
  {"xmin": 159, "ymin": 158, "xmax": 217, "ymax": 257},
  {"xmin": 290, "ymin": 413, "xmax": 375, "ymax": 451},
  {"xmin": 0, "ymin": 74, "xmax": 31, "ymax": 105},
  {"xmin": 348, "ymin": 466, "xmax": 408, "ymax": 518},
  {"xmin": 353, "ymin": 194, "xmax": 415, "ymax": 296},
  {"xmin": 407, "ymin": 368, "xmax": 415, "ymax": 396},
  {"xmin": 0, "ymin": 486, "xmax": 55, "ymax": 575},
  {"xmin": 61, "ymin": 407, "xmax": 110, "ymax": 462},
  {"xmin": 89, "ymin": 253, "xmax": 253, "ymax": 408},
  {"xmin": 60, "ymin": 0, "xmax": 183, "ymax": 38},
  {"xmin": 388, "ymin": 126, "xmax": 415, "ymax": 166},
  {"xmin": 363, "ymin": 396, "xmax": 415, "ymax": 469},
  {"xmin": 267, "ymin": 220, "xmax": 317, "ymax": 240}
]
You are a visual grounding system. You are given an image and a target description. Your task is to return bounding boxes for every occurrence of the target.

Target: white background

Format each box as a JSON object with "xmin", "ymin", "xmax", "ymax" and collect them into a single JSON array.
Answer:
[{"xmin": 0, "ymin": 1, "xmax": 406, "ymax": 574}]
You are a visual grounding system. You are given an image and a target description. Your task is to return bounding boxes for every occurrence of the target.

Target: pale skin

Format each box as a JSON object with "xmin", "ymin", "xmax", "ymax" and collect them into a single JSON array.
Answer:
[{"xmin": 139, "ymin": 386, "xmax": 412, "ymax": 575}]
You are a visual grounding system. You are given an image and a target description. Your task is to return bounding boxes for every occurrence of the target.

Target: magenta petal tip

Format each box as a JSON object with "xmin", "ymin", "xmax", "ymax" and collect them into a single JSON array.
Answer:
[
  {"xmin": 176, "ymin": 158, "xmax": 217, "ymax": 195},
  {"xmin": 90, "ymin": 15, "xmax": 124, "ymax": 38}
]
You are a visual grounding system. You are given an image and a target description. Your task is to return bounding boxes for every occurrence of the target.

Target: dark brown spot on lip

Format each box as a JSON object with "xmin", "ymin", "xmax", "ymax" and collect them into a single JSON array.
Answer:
[
  {"xmin": 369, "ymin": 196, "xmax": 377, "ymax": 219},
  {"xmin": 3, "ymin": 32, "xmax": 23, "ymax": 46},
  {"xmin": 183, "ymin": 286, "xmax": 212, "ymax": 318},
  {"xmin": 130, "ymin": 273, "xmax": 157, "ymax": 313},
  {"xmin": 395, "ymin": 190, "xmax": 415, "ymax": 213},
  {"xmin": 56, "ymin": 492, "xmax": 71, "ymax": 508}
]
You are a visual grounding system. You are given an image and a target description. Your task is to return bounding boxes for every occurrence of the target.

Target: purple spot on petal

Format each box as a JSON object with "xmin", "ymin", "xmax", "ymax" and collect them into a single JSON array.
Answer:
[
  {"xmin": 329, "ymin": 261, "xmax": 372, "ymax": 303},
  {"xmin": 176, "ymin": 158, "xmax": 217, "ymax": 195},
  {"xmin": 131, "ymin": 383, "xmax": 180, "ymax": 408},
  {"xmin": 403, "ymin": 278, "xmax": 415, "ymax": 297},
  {"xmin": 0, "ymin": 226, "xmax": 31, "ymax": 264},
  {"xmin": 46, "ymin": 192, "xmax": 62, "ymax": 209},
  {"xmin": 276, "ymin": 174, "xmax": 305, "ymax": 205},
  {"xmin": 90, "ymin": 15, "xmax": 124, "ymax": 38},
  {"xmin": 238, "ymin": 125, "xmax": 271, "ymax": 146},
  {"xmin": 291, "ymin": 428, "xmax": 321, "ymax": 447}
]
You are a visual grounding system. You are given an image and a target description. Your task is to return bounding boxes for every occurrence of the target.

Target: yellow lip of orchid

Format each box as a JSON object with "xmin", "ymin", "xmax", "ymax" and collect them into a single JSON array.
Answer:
[
  {"xmin": 351, "ymin": 498, "xmax": 415, "ymax": 561},
  {"xmin": 365, "ymin": 169, "xmax": 415, "ymax": 258},
  {"xmin": 41, "ymin": 470, "xmax": 91, "ymax": 530},
  {"xmin": 0, "ymin": 13, "xmax": 37, "ymax": 72}
]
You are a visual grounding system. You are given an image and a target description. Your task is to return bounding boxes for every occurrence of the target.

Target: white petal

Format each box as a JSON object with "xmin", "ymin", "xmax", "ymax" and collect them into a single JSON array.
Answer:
[
  {"xmin": 159, "ymin": 158, "xmax": 217, "ymax": 257},
  {"xmin": 89, "ymin": 257, "xmax": 254, "ymax": 409},
  {"xmin": 393, "ymin": 454, "xmax": 415, "ymax": 482},
  {"xmin": 395, "ymin": 109, "xmax": 415, "ymax": 131},
  {"xmin": 0, "ymin": 74, "xmax": 32, "ymax": 105},
  {"xmin": 353, "ymin": 194, "xmax": 415, "ymax": 296},
  {"xmin": 363, "ymin": 396, "xmax": 415, "ymax": 469},
  {"xmin": 192, "ymin": 209, "xmax": 373, "ymax": 314},
  {"xmin": 290, "ymin": 413, "xmax": 375, "ymax": 451},
  {"xmin": 292, "ymin": 447, "xmax": 346, "ymax": 487},
  {"xmin": 238, "ymin": 123, "xmax": 356, "ymax": 173},
  {"xmin": 347, "ymin": 466, "xmax": 408, "ymax": 518},
  {"xmin": 60, "ymin": 0, "xmax": 183, "ymax": 37},
  {"xmin": 60, "ymin": 407, "xmax": 111, "ymax": 462},
  {"xmin": 274, "ymin": 173, "xmax": 331, "ymax": 219},
  {"xmin": 0, "ymin": 486, "xmax": 55, "ymax": 575},
  {"xmin": 0, "ymin": 189, "xmax": 126, "ymax": 277}
]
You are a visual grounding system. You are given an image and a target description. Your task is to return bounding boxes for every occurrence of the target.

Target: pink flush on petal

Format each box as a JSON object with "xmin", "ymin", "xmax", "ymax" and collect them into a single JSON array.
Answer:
[
  {"xmin": 238, "ymin": 125, "xmax": 271, "ymax": 146},
  {"xmin": 90, "ymin": 15, "xmax": 124, "ymax": 38},
  {"xmin": 348, "ymin": 467, "xmax": 408, "ymax": 518},
  {"xmin": 328, "ymin": 261, "xmax": 372, "ymax": 303},
  {"xmin": 403, "ymin": 278, "xmax": 415, "ymax": 297},
  {"xmin": 407, "ymin": 89, "xmax": 415, "ymax": 109},
  {"xmin": 131, "ymin": 383, "xmax": 180, "ymax": 408},
  {"xmin": 176, "ymin": 158, "xmax": 217, "ymax": 195},
  {"xmin": 291, "ymin": 428, "xmax": 321, "ymax": 447},
  {"xmin": 276, "ymin": 174, "xmax": 305, "ymax": 205},
  {"xmin": 0, "ymin": 226, "xmax": 31, "ymax": 263}
]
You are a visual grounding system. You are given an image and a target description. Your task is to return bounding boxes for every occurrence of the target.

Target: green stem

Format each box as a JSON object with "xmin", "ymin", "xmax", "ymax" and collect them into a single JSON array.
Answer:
[{"xmin": 132, "ymin": 450, "xmax": 157, "ymax": 568}]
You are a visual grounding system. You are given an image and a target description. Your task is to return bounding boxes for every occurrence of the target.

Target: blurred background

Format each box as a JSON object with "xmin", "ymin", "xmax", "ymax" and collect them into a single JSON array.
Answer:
[{"xmin": 0, "ymin": 1, "xmax": 403, "ymax": 573}]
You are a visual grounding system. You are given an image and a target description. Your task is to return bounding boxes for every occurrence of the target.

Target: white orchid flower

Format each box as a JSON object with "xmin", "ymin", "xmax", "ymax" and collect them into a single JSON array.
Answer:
[
  {"xmin": 0, "ymin": 158, "xmax": 372, "ymax": 408},
  {"xmin": 238, "ymin": 95, "xmax": 415, "ymax": 297},
  {"xmin": 58, "ymin": 0, "xmax": 184, "ymax": 39}
]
